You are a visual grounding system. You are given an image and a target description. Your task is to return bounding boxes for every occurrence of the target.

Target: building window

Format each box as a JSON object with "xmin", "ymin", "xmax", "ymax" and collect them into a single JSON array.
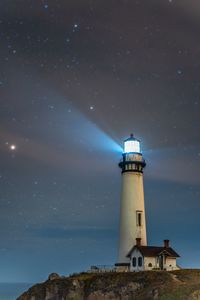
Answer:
[
  {"xmin": 148, "ymin": 263, "xmax": 152, "ymax": 268},
  {"xmin": 138, "ymin": 257, "xmax": 143, "ymax": 267},
  {"xmin": 136, "ymin": 211, "xmax": 142, "ymax": 226},
  {"xmin": 132, "ymin": 257, "xmax": 136, "ymax": 267}
]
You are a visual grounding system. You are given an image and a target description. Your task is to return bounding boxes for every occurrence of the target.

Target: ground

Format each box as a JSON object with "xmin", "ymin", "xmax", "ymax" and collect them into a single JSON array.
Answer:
[{"xmin": 17, "ymin": 269, "xmax": 200, "ymax": 300}]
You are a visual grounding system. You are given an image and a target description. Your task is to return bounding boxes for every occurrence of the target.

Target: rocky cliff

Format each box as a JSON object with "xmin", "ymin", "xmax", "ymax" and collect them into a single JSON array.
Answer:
[{"xmin": 17, "ymin": 269, "xmax": 200, "ymax": 300}]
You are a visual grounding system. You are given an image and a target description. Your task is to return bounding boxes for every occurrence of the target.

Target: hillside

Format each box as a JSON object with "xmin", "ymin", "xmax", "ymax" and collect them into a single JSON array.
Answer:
[{"xmin": 17, "ymin": 269, "xmax": 200, "ymax": 300}]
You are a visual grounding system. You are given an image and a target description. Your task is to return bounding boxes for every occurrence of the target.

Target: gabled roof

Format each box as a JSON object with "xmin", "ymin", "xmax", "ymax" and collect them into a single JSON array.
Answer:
[{"xmin": 126, "ymin": 245, "xmax": 180, "ymax": 258}]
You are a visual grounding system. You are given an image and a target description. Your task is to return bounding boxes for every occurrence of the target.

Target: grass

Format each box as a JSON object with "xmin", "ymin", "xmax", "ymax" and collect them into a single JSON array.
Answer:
[{"xmin": 17, "ymin": 269, "xmax": 200, "ymax": 300}]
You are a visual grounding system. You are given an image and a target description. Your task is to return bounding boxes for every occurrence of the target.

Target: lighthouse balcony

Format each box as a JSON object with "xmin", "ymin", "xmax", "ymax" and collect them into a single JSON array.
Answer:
[{"xmin": 119, "ymin": 159, "xmax": 146, "ymax": 173}]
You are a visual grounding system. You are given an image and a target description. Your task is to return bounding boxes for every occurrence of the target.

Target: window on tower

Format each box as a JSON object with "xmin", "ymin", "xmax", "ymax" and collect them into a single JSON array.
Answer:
[{"xmin": 136, "ymin": 211, "xmax": 142, "ymax": 227}]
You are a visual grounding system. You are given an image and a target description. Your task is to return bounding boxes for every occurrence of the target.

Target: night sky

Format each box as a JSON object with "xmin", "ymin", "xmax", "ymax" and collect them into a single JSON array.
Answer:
[{"xmin": 0, "ymin": 0, "xmax": 200, "ymax": 283}]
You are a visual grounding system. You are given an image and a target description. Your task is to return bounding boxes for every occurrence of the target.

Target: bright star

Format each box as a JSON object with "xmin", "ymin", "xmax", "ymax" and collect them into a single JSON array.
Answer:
[{"xmin": 10, "ymin": 145, "xmax": 16, "ymax": 151}]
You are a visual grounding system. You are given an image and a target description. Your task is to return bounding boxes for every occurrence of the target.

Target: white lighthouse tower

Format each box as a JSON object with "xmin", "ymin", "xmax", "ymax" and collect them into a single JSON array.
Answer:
[{"xmin": 116, "ymin": 134, "xmax": 147, "ymax": 267}]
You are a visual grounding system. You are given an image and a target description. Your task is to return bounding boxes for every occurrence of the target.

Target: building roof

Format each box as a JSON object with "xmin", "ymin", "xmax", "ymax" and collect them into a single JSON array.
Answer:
[{"xmin": 126, "ymin": 245, "xmax": 180, "ymax": 258}]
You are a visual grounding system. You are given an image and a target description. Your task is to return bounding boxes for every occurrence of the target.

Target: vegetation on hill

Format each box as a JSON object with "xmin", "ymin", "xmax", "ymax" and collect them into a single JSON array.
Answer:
[{"xmin": 17, "ymin": 269, "xmax": 200, "ymax": 300}]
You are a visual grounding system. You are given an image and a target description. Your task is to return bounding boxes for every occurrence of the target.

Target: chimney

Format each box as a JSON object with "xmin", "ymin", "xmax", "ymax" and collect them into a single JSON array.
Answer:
[
  {"xmin": 136, "ymin": 238, "xmax": 141, "ymax": 246},
  {"xmin": 164, "ymin": 239, "xmax": 169, "ymax": 248}
]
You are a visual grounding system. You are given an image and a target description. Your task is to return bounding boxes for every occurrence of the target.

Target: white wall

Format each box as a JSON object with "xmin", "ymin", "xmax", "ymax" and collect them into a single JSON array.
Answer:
[
  {"xmin": 118, "ymin": 171, "xmax": 147, "ymax": 263},
  {"xmin": 130, "ymin": 248, "xmax": 144, "ymax": 271},
  {"xmin": 165, "ymin": 257, "xmax": 178, "ymax": 271},
  {"xmin": 144, "ymin": 257, "xmax": 157, "ymax": 270},
  {"xmin": 129, "ymin": 250, "xmax": 178, "ymax": 271}
]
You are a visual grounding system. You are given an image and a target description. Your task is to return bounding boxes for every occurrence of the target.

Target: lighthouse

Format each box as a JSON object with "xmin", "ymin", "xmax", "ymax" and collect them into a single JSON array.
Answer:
[{"xmin": 116, "ymin": 134, "xmax": 147, "ymax": 267}]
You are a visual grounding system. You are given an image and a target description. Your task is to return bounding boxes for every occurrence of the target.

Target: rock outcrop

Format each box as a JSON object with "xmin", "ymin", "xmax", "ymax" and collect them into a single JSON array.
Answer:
[{"xmin": 17, "ymin": 269, "xmax": 200, "ymax": 300}]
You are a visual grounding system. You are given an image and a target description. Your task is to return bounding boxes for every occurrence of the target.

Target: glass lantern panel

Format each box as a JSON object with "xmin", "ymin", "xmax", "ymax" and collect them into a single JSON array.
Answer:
[{"xmin": 124, "ymin": 140, "xmax": 140, "ymax": 153}]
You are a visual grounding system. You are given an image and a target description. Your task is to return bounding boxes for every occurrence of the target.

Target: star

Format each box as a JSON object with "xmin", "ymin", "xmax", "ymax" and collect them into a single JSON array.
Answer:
[
  {"xmin": 177, "ymin": 69, "xmax": 182, "ymax": 75},
  {"xmin": 10, "ymin": 144, "xmax": 16, "ymax": 151},
  {"xmin": 72, "ymin": 24, "xmax": 79, "ymax": 32}
]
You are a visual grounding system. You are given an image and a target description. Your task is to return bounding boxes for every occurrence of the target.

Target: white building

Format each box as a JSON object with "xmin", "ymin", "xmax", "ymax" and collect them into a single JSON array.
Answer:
[
  {"xmin": 116, "ymin": 134, "xmax": 147, "ymax": 270},
  {"xmin": 127, "ymin": 238, "xmax": 180, "ymax": 271},
  {"xmin": 115, "ymin": 134, "xmax": 180, "ymax": 272}
]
